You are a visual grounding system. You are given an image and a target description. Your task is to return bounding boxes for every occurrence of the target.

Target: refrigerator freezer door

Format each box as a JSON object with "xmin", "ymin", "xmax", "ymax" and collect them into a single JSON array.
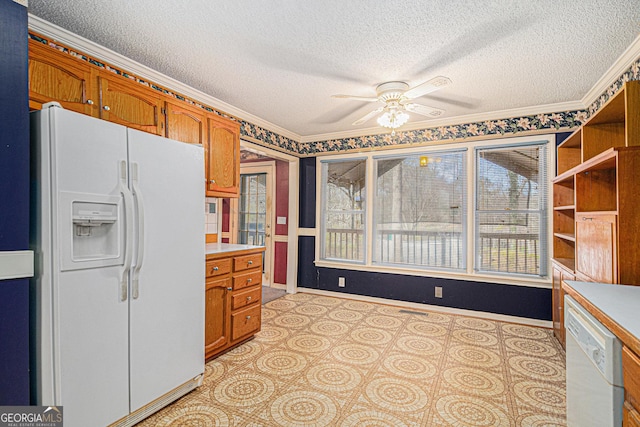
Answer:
[
  {"xmin": 126, "ymin": 129, "xmax": 205, "ymax": 412},
  {"xmin": 43, "ymin": 108, "xmax": 131, "ymax": 426}
]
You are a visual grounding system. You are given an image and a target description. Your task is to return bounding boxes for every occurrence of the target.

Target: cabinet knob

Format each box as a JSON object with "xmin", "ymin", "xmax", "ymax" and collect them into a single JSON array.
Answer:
[
  {"xmin": 86, "ymin": 99, "xmax": 94, "ymax": 105},
  {"xmin": 213, "ymin": 266, "xmax": 219, "ymax": 271},
  {"xmin": 248, "ymin": 260, "xmax": 253, "ymax": 265},
  {"xmin": 247, "ymin": 278, "xmax": 252, "ymax": 283},
  {"xmin": 209, "ymin": 179, "xmax": 215, "ymax": 184},
  {"xmin": 246, "ymin": 296, "xmax": 252, "ymax": 301},
  {"xmin": 227, "ymin": 287, "xmax": 232, "ymax": 291},
  {"xmin": 246, "ymin": 315, "xmax": 251, "ymax": 320},
  {"xmin": 103, "ymin": 105, "xmax": 111, "ymax": 111}
]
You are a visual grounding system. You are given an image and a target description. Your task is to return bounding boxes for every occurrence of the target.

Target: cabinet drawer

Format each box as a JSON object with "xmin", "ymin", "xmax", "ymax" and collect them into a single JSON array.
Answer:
[
  {"xmin": 232, "ymin": 287, "xmax": 261, "ymax": 310},
  {"xmin": 206, "ymin": 258, "xmax": 231, "ymax": 277},
  {"xmin": 623, "ymin": 346, "xmax": 640, "ymax": 409},
  {"xmin": 234, "ymin": 253, "xmax": 262, "ymax": 272},
  {"xmin": 233, "ymin": 270, "xmax": 262, "ymax": 291},
  {"xmin": 231, "ymin": 304, "xmax": 261, "ymax": 342}
]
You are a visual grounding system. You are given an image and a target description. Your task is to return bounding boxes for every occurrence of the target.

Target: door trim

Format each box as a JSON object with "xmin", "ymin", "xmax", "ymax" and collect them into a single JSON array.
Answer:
[
  {"xmin": 239, "ymin": 141, "xmax": 299, "ymax": 295},
  {"xmin": 231, "ymin": 162, "xmax": 275, "ymax": 287}
]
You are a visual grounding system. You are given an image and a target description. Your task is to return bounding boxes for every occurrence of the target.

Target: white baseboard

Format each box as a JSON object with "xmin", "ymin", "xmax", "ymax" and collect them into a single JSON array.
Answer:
[{"xmin": 298, "ymin": 288, "xmax": 553, "ymax": 328}]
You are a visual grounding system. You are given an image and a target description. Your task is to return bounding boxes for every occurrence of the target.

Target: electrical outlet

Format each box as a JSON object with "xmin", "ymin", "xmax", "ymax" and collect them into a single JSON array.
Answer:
[
  {"xmin": 435, "ymin": 286, "xmax": 443, "ymax": 298},
  {"xmin": 338, "ymin": 277, "xmax": 346, "ymax": 287}
]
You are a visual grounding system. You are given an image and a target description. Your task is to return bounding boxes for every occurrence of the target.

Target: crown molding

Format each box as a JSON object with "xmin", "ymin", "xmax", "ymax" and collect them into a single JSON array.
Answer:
[
  {"xmin": 300, "ymin": 100, "xmax": 585, "ymax": 143},
  {"xmin": 582, "ymin": 32, "xmax": 640, "ymax": 108},
  {"xmin": 27, "ymin": 15, "xmax": 302, "ymax": 143}
]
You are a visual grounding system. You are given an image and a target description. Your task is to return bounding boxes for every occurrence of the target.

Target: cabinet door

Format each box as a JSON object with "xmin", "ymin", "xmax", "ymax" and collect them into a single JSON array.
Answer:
[
  {"xmin": 205, "ymin": 277, "xmax": 231, "ymax": 359},
  {"xmin": 98, "ymin": 73, "xmax": 164, "ymax": 135},
  {"xmin": 165, "ymin": 101, "xmax": 207, "ymax": 144},
  {"xmin": 206, "ymin": 115, "xmax": 240, "ymax": 197},
  {"xmin": 576, "ymin": 214, "xmax": 617, "ymax": 283},
  {"xmin": 28, "ymin": 40, "xmax": 95, "ymax": 114}
]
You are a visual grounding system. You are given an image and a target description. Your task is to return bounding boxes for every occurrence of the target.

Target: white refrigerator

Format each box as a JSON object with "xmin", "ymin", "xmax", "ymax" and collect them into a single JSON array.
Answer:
[{"xmin": 30, "ymin": 104, "xmax": 205, "ymax": 427}]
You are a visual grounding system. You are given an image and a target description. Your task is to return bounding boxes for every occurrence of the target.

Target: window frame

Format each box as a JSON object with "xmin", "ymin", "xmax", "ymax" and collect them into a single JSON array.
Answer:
[
  {"xmin": 318, "ymin": 156, "xmax": 368, "ymax": 264},
  {"xmin": 314, "ymin": 134, "xmax": 555, "ymax": 288},
  {"xmin": 473, "ymin": 141, "xmax": 549, "ymax": 278},
  {"xmin": 372, "ymin": 148, "xmax": 468, "ymax": 272}
]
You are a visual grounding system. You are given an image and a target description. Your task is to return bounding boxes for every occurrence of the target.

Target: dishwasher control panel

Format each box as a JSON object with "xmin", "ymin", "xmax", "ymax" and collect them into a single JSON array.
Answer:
[{"xmin": 565, "ymin": 295, "xmax": 623, "ymax": 386}]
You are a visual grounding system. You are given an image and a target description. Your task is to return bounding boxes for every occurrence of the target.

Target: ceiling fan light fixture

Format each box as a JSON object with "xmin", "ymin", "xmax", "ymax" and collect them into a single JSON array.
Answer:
[{"xmin": 376, "ymin": 109, "xmax": 409, "ymax": 129}]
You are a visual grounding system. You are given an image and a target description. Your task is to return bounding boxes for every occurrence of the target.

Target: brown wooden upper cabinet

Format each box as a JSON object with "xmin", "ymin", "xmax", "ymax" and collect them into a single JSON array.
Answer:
[
  {"xmin": 28, "ymin": 39, "xmax": 94, "ymax": 115},
  {"xmin": 206, "ymin": 115, "xmax": 240, "ymax": 198},
  {"xmin": 28, "ymin": 36, "xmax": 242, "ymax": 198},
  {"xmin": 165, "ymin": 100, "xmax": 207, "ymax": 145},
  {"xmin": 97, "ymin": 73, "xmax": 164, "ymax": 135}
]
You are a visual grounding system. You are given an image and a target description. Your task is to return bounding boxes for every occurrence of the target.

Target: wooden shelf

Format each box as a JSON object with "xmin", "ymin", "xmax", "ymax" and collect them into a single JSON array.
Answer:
[
  {"xmin": 554, "ymin": 205, "xmax": 575, "ymax": 211},
  {"xmin": 554, "ymin": 232, "xmax": 576, "ymax": 242},
  {"xmin": 557, "ymin": 129, "xmax": 582, "ymax": 174},
  {"xmin": 552, "ymin": 257, "xmax": 576, "ymax": 273}
]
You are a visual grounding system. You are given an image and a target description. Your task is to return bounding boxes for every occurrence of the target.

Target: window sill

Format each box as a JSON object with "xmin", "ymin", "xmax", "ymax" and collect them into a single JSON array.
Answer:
[{"xmin": 313, "ymin": 260, "xmax": 552, "ymax": 289}]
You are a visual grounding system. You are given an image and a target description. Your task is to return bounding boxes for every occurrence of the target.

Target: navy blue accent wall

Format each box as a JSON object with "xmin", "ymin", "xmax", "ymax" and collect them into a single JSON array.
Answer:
[
  {"xmin": 299, "ymin": 157, "xmax": 316, "ymax": 228},
  {"xmin": 315, "ymin": 268, "xmax": 550, "ymax": 320},
  {"xmin": 555, "ymin": 132, "xmax": 572, "ymax": 146},
  {"xmin": 297, "ymin": 236, "xmax": 318, "ymax": 287},
  {"xmin": 0, "ymin": 0, "xmax": 30, "ymax": 404}
]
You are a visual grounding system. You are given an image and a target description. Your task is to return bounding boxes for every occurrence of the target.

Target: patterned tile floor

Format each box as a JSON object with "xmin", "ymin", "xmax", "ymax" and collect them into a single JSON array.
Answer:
[{"xmin": 136, "ymin": 293, "xmax": 566, "ymax": 426}]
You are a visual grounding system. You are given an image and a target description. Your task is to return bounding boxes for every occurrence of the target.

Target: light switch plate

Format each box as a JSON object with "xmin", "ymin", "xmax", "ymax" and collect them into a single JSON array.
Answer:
[{"xmin": 277, "ymin": 216, "xmax": 287, "ymax": 225}]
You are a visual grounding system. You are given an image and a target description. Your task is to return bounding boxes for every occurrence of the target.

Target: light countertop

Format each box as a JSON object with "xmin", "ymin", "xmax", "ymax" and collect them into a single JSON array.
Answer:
[
  {"xmin": 563, "ymin": 280, "xmax": 640, "ymax": 351},
  {"xmin": 205, "ymin": 242, "xmax": 265, "ymax": 256}
]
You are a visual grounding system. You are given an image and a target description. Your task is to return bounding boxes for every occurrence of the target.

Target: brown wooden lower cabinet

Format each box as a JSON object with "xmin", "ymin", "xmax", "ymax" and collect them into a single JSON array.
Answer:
[
  {"xmin": 205, "ymin": 247, "xmax": 264, "ymax": 360},
  {"xmin": 551, "ymin": 260, "xmax": 574, "ymax": 348},
  {"xmin": 624, "ymin": 346, "xmax": 640, "ymax": 426}
]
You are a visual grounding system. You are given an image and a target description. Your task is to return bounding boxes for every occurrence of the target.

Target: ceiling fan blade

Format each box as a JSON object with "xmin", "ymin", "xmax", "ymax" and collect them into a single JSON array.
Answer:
[
  {"xmin": 331, "ymin": 94, "xmax": 379, "ymax": 102},
  {"xmin": 403, "ymin": 76, "xmax": 452, "ymax": 100},
  {"xmin": 404, "ymin": 103, "xmax": 445, "ymax": 118},
  {"xmin": 352, "ymin": 107, "xmax": 384, "ymax": 125}
]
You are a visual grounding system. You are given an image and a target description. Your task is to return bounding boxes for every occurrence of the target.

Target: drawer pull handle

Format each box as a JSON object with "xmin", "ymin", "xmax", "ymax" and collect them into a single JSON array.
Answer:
[
  {"xmin": 227, "ymin": 287, "xmax": 232, "ymax": 291},
  {"xmin": 213, "ymin": 266, "xmax": 219, "ymax": 271},
  {"xmin": 247, "ymin": 278, "xmax": 252, "ymax": 283},
  {"xmin": 246, "ymin": 296, "xmax": 252, "ymax": 301},
  {"xmin": 248, "ymin": 260, "xmax": 253, "ymax": 265},
  {"xmin": 582, "ymin": 217, "xmax": 593, "ymax": 221},
  {"xmin": 246, "ymin": 315, "xmax": 251, "ymax": 320}
]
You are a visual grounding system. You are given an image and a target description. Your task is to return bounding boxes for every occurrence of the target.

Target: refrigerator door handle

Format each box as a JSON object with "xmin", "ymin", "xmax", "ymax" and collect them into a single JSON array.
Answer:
[
  {"xmin": 119, "ymin": 160, "xmax": 134, "ymax": 302},
  {"xmin": 131, "ymin": 162, "xmax": 145, "ymax": 299}
]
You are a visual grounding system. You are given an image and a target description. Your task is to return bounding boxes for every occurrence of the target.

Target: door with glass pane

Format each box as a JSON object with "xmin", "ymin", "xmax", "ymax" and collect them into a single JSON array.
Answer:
[{"xmin": 237, "ymin": 171, "xmax": 272, "ymax": 285}]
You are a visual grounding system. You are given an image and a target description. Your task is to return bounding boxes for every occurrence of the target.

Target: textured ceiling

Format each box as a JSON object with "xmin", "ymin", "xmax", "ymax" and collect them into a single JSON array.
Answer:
[{"xmin": 28, "ymin": 1, "xmax": 640, "ymax": 140}]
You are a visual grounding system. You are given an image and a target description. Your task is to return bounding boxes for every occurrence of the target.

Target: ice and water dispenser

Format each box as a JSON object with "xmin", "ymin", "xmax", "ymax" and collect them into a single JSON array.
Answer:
[{"xmin": 60, "ymin": 192, "xmax": 123, "ymax": 270}]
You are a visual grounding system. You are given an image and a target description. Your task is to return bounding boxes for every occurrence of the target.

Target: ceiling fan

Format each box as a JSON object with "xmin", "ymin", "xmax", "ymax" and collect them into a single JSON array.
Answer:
[{"xmin": 332, "ymin": 76, "xmax": 452, "ymax": 133}]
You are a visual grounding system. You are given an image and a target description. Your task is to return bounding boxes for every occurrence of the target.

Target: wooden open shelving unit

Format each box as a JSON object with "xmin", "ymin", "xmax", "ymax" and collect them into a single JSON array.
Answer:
[{"xmin": 552, "ymin": 80, "xmax": 640, "ymax": 348}]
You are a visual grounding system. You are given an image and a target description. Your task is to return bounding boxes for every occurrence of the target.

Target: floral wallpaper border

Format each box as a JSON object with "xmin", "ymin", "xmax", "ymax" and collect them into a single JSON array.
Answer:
[
  {"xmin": 29, "ymin": 33, "xmax": 640, "ymax": 157},
  {"xmin": 302, "ymin": 55, "xmax": 640, "ymax": 156}
]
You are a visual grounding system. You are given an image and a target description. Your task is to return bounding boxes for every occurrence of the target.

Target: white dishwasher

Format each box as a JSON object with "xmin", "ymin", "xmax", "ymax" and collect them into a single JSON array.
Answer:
[{"xmin": 565, "ymin": 295, "xmax": 623, "ymax": 427}]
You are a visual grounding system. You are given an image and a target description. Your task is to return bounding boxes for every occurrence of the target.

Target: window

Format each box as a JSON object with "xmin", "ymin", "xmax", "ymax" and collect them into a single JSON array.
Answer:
[
  {"xmin": 320, "ymin": 158, "xmax": 366, "ymax": 263},
  {"xmin": 316, "ymin": 136, "xmax": 552, "ymax": 283},
  {"xmin": 475, "ymin": 143, "xmax": 548, "ymax": 276},
  {"xmin": 238, "ymin": 173, "xmax": 267, "ymax": 246},
  {"xmin": 374, "ymin": 151, "xmax": 466, "ymax": 269}
]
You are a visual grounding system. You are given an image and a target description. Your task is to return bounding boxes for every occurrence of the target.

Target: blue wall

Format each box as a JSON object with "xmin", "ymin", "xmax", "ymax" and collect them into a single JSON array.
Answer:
[
  {"xmin": 298, "ymin": 153, "xmax": 552, "ymax": 321},
  {"xmin": 0, "ymin": 0, "xmax": 30, "ymax": 404}
]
